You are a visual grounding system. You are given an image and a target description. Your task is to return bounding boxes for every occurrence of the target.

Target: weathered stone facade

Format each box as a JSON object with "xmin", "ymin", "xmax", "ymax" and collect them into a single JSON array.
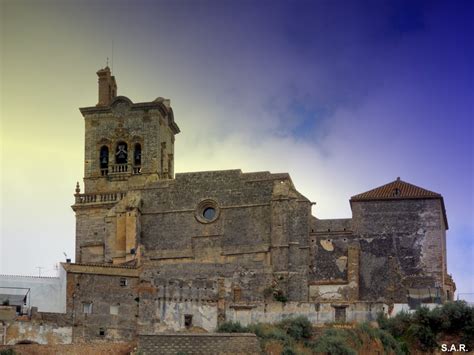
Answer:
[{"xmin": 2, "ymin": 67, "xmax": 454, "ymax": 344}]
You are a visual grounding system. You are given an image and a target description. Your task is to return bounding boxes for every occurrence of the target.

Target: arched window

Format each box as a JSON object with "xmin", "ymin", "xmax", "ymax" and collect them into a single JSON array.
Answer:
[
  {"xmin": 99, "ymin": 146, "xmax": 109, "ymax": 175},
  {"xmin": 134, "ymin": 143, "xmax": 142, "ymax": 166},
  {"xmin": 115, "ymin": 142, "xmax": 128, "ymax": 164}
]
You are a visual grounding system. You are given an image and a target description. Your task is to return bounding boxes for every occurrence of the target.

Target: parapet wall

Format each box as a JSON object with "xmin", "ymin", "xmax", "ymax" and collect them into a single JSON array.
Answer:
[{"xmin": 138, "ymin": 333, "xmax": 260, "ymax": 355}]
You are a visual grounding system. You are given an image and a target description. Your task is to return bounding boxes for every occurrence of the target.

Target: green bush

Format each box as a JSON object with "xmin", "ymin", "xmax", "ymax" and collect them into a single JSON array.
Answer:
[
  {"xmin": 281, "ymin": 345, "xmax": 297, "ymax": 355},
  {"xmin": 378, "ymin": 328, "xmax": 405, "ymax": 355},
  {"xmin": 277, "ymin": 316, "xmax": 313, "ymax": 340},
  {"xmin": 311, "ymin": 330, "xmax": 357, "ymax": 355},
  {"xmin": 248, "ymin": 323, "xmax": 292, "ymax": 344},
  {"xmin": 216, "ymin": 321, "xmax": 249, "ymax": 333},
  {"xmin": 357, "ymin": 322, "xmax": 378, "ymax": 339},
  {"xmin": 326, "ymin": 328, "xmax": 363, "ymax": 349},
  {"xmin": 357, "ymin": 322, "xmax": 404, "ymax": 354},
  {"xmin": 377, "ymin": 301, "xmax": 474, "ymax": 351},
  {"xmin": 273, "ymin": 290, "xmax": 288, "ymax": 303},
  {"xmin": 0, "ymin": 350, "xmax": 16, "ymax": 355},
  {"xmin": 378, "ymin": 310, "xmax": 413, "ymax": 338},
  {"xmin": 406, "ymin": 323, "xmax": 438, "ymax": 351}
]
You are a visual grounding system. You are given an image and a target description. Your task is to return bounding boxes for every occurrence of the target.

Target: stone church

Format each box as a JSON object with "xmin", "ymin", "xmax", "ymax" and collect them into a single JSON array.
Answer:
[{"xmin": 61, "ymin": 67, "xmax": 455, "ymax": 341}]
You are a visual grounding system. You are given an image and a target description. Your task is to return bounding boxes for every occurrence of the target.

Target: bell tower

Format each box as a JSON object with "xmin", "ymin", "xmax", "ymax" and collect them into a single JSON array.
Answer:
[
  {"xmin": 77, "ymin": 67, "xmax": 180, "ymax": 194},
  {"xmin": 72, "ymin": 68, "xmax": 180, "ymax": 263}
]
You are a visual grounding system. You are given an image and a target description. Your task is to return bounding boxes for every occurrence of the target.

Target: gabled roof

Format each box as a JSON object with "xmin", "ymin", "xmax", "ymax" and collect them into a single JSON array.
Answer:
[
  {"xmin": 350, "ymin": 178, "xmax": 448, "ymax": 229},
  {"xmin": 351, "ymin": 177, "xmax": 442, "ymax": 201}
]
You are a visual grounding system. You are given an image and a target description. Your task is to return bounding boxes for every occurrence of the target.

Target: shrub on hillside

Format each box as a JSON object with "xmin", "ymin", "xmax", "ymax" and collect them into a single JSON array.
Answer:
[
  {"xmin": 281, "ymin": 345, "xmax": 297, "ymax": 355},
  {"xmin": 377, "ymin": 301, "xmax": 474, "ymax": 352},
  {"xmin": 357, "ymin": 322, "xmax": 404, "ymax": 354},
  {"xmin": 277, "ymin": 316, "xmax": 313, "ymax": 340},
  {"xmin": 248, "ymin": 323, "xmax": 292, "ymax": 344},
  {"xmin": 310, "ymin": 329, "xmax": 357, "ymax": 355}
]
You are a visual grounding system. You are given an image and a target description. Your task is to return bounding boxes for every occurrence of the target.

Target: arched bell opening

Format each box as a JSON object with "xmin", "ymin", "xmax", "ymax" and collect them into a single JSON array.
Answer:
[
  {"xmin": 99, "ymin": 146, "xmax": 109, "ymax": 176},
  {"xmin": 115, "ymin": 141, "xmax": 128, "ymax": 164},
  {"xmin": 134, "ymin": 143, "xmax": 142, "ymax": 166}
]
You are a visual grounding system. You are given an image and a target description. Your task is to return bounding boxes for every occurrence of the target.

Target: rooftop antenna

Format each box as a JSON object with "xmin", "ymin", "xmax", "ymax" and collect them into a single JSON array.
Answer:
[
  {"xmin": 111, "ymin": 39, "xmax": 114, "ymax": 73},
  {"xmin": 36, "ymin": 266, "xmax": 44, "ymax": 277},
  {"xmin": 106, "ymin": 57, "xmax": 109, "ymax": 67}
]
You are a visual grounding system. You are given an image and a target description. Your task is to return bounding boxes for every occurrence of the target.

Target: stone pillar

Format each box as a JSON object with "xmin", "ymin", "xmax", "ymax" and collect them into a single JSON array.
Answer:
[
  {"xmin": 347, "ymin": 245, "xmax": 360, "ymax": 301},
  {"xmin": 217, "ymin": 278, "xmax": 226, "ymax": 326},
  {"xmin": 270, "ymin": 197, "xmax": 289, "ymax": 272}
]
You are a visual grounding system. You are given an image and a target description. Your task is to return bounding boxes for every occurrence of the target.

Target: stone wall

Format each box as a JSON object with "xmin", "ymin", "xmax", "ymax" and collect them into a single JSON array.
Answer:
[
  {"xmin": 138, "ymin": 333, "xmax": 260, "ymax": 355},
  {"xmin": 228, "ymin": 301, "xmax": 383, "ymax": 325},
  {"xmin": 308, "ymin": 198, "xmax": 448, "ymax": 304},
  {"xmin": 3, "ymin": 321, "xmax": 72, "ymax": 345},
  {"xmin": 64, "ymin": 267, "xmax": 140, "ymax": 342},
  {"xmin": 351, "ymin": 199, "xmax": 447, "ymax": 303}
]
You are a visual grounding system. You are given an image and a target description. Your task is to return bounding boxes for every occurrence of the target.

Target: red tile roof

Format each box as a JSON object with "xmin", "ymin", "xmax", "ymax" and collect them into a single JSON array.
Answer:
[{"xmin": 351, "ymin": 177, "xmax": 442, "ymax": 201}]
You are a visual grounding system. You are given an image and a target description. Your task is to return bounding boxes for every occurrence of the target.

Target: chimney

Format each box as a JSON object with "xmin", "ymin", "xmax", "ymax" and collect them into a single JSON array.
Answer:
[{"xmin": 96, "ymin": 66, "xmax": 117, "ymax": 106}]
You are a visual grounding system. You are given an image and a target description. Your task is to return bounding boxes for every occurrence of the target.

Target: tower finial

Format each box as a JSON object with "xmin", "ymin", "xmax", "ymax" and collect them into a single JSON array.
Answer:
[{"xmin": 106, "ymin": 57, "xmax": 109, "ymax": 67}]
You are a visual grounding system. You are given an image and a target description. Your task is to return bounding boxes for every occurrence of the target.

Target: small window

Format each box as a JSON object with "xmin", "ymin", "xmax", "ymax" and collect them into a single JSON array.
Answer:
[
  {"xmin": 134, "ymin": 143, "xmax": 142, "ymax": 166},
  {"xmin": 120, "ymin": 278, "xmax": 128, "ymax": 287},
  {"xmin": 83, "ymin": 302, "xmax": 92, "ymax": 314},
  {"xmin": 195, "ymin": 199, "xmax": 219, "ymax": 224},
  {"xmin": 110, "ymin": 304, "xmax": 119, "ymax": 315},
  {"xmin": 334, "ymin": 306, "xmax": 346, "ymax": 322},
  {"xmin": 99, "ymin": 328, "xmax": 105, "ymax": 336},
  {"xmin": 203, "ymin": 207, "xmax": 216, "ymax": 221},
  {"xmin": 168, "ymin": 154, "xmax": 172, "ymax": 176},
  {"xmin": 184, "ymin": 314, "xmax": 193, "ymax": 328},
  {"xmin": 233, "ymin": 287, "xmax": 242, "ymax": 302}
]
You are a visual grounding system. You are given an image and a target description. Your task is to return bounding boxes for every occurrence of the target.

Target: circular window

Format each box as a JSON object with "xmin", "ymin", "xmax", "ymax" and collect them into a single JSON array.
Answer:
[
  {"xmin": 195, "ymin": 199, "xmax": 220, "ymax": 224},
  {"xmin": 203, "ymin": 207, "xmax": 216, "ymax": 221}
]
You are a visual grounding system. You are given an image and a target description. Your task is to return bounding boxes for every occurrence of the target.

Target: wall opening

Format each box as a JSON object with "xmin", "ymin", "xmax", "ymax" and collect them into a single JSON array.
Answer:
[
  {"xmin": 100, "ymin": 146, "xmax": 109, "ymax": 175},
  {"xmin": 82, "ymin": 302, "xmax": 93, "ymax": 314},
  {"xmin": 233, "ymin": 287, "xmax": 242, "ymax": 302},
  {"xmin": 184, "ymin": 314, "xmax": 193, "ymax": 328},
  {"xmin": 134, "ymin": 143, "xmax": 142, "ymax": 166},
  {"xmin": 334, "ymin": 306, "xmax": 347, "ymax": 322},
  {"xmin": 110, "ymin": 304, "xmax": 119, "ymax": 315},
  {"xmin": 115, "ymin": 141, "xmax": 128, "ymax": 164}
]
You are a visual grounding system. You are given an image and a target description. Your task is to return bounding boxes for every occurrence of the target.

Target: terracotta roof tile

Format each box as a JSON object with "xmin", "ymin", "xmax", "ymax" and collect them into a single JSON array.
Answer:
[{"xmin": 350, "ymin": 177, "xmax": 442, "ymax": 201}]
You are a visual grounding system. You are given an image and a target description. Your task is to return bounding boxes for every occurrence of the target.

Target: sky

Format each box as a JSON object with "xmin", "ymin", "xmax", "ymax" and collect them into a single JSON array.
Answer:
[{"xmin": 1, "ymin": 0, "xmax": 473, "ymax": 297}]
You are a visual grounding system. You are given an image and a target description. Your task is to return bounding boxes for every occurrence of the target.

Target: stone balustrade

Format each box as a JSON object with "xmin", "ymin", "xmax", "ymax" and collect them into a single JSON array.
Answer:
[
  {"xmin": 74, "ymin": 191, "xmax": 126, "ymax": 204},
  {"xmin": 110, "ymin": 163, "xmax": 128, "ymax": 174},
  {"xmin": 100, "ymin": 164, "xmax": 142, "ymax": 176}
]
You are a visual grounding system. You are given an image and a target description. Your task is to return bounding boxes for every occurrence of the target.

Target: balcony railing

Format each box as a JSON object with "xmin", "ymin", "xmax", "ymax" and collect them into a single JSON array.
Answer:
[
  {"xmin": 111, "ymin": 163, "xmax": 129, "ymax": 174},
  {"xmin": 100, "ymin": 164, "xmax": 142, "ymax": 176},
  {"xmin": 74, "ymin": 191, "xmax": 126, "ymax": 205}
]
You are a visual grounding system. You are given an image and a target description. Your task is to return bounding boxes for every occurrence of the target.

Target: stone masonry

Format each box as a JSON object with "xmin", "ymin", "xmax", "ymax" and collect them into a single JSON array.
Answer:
[{"xmin": 138, "ymin": 333, "xmax": 260, "ymax": 355}]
